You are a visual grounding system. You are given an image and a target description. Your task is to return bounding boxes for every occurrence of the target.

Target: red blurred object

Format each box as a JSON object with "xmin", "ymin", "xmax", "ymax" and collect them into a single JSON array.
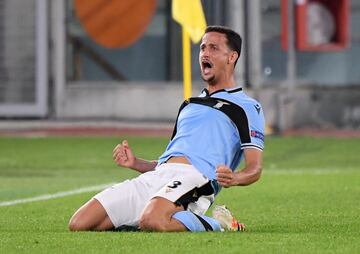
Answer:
[{"xmin": 281, "ymin": 0, "xmax": 350, "ymax": 51}]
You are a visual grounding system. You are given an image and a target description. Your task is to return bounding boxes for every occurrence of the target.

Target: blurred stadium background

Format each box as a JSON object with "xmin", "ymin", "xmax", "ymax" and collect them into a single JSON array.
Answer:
[
  {"xmin": 1, "ymin": 2, "xmax": 359, "ymax": 252},
  {"xmin": 0, "ymin": 0, "xmax": 359, "ymax": 133}
]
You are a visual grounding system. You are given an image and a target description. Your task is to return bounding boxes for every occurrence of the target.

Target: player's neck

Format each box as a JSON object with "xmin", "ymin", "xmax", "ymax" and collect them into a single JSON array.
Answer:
[{"xmin": 207, "ymin": 75, "xmax": 236, "ymax": 94}]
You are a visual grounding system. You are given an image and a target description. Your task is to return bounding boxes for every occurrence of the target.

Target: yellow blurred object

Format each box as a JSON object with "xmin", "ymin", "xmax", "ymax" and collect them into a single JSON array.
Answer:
[
  {"xmin": 172, "ymin": 0, "xmax": 207, "ymax": 43},
  {"xmin": 265, "ymin": 124, "xmax": 274, "ymax": 135},
  {"xmin": 182, "ymin": 28, "xmax": 192, "ymax": 100}
]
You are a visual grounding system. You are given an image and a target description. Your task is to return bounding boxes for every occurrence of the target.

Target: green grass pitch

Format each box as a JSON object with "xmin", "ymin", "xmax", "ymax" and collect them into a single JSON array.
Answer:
[{"xmin": 0, "ymin": 136, "xmax": 359, "ymax": 253}]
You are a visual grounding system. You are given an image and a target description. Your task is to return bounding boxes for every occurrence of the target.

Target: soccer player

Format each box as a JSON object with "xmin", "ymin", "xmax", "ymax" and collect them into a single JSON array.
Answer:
[{"xmin": 69, "ymin": 25, "xmax": 265, "ymax": 232}]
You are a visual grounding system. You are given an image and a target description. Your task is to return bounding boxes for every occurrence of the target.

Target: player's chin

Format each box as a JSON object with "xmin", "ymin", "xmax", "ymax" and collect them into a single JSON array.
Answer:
[{"xmin": 201, "ymin": 74, "xmax": 215, "ymax": 83}]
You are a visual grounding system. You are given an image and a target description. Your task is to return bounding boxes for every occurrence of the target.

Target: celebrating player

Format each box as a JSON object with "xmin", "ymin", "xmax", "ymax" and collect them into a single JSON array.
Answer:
[{"xmin": 69, "ymin": 25, "xmax": 265, "ymax": 232}]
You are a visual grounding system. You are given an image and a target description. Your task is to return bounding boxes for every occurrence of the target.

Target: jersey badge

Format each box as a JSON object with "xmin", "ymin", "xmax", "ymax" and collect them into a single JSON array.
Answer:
[
  {"xmin": 254, "ymin": 104, "xmax": 261, "ymax": 114},
  {"xmin": 213, "ymin": 100, "xmax": 230, "ymax": 109}
]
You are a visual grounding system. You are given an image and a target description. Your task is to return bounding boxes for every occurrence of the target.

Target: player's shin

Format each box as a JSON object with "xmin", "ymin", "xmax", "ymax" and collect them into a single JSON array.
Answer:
[{"xmin": 172, "ymin": 211, "xmax": 222, "ymax": 232}]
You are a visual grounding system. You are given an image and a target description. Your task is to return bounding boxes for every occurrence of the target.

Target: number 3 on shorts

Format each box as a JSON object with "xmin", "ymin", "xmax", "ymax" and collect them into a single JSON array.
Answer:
[{"xmin": 167, "ymin": 181, "xmax": 182, "ymax": 189}]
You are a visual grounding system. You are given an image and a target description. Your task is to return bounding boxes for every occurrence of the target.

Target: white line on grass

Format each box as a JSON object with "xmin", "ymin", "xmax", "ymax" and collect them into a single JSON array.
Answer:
[
  {"xmin": 0, "ymin": 169, "xmax": 354, "ymax": 207},
  {"xmin": 265, "ymin": 169, "xmax": 343, "ymax": 175},
  {"xmin": 0, "ymin": 182, "xmax": 115, "ymax": 207}
]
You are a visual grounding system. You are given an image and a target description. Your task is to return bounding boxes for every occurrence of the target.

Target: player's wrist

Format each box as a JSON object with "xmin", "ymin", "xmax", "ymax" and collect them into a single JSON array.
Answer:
[
  {"xmin": 233, "ymin": 172, "xmax": 242, "ymax": 186},
  {"xmin": 130, "ymin": 157, "xmax": 140, "ymax": 170}
]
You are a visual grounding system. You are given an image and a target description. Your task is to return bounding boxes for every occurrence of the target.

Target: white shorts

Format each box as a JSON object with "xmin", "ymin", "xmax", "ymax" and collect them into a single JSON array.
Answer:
[{"xmin": 94, "ymin": 163, "xmax": 215, "ymax": 228}]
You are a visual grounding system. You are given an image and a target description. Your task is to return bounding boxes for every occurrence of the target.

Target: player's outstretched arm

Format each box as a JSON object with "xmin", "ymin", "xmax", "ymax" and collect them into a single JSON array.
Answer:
[
  {"xmin": 216, "ymin": 148, "xmax": 262, "ymax": 187},
  {"xmin": 113, "ymin": 140, "xmax": 158, "ymax": 173}
]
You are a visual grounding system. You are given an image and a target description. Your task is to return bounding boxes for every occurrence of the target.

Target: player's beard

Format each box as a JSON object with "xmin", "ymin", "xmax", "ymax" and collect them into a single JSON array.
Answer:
[{"xmin": 201, "ymin": 73, "xmax": 216, "ymax": 85}]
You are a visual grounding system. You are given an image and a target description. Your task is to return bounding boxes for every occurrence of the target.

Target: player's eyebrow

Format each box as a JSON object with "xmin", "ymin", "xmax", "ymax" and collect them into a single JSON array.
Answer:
[
  {"xmin": 200, "ymin": 42, "xmax": 219, "ymax": 49},
  {"xmin": 209, "ymin": 43, "xmax": 218, "ymax": 48}
]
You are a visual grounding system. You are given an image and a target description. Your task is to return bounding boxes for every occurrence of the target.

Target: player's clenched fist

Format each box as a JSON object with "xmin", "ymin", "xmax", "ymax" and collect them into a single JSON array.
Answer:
[
  {"xmin": 216, "ymin": 165, "xmax": 236, "ymax": 188},
  {"xmin": 113, "ymin": 140, "xmax": 136, "ymax": 169}
]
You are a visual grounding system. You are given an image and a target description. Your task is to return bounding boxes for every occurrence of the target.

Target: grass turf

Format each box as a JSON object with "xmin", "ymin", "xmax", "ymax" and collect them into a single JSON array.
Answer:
[{"xmin": 0, "ymin": 136, "xmax": 359, "ymax": 253}]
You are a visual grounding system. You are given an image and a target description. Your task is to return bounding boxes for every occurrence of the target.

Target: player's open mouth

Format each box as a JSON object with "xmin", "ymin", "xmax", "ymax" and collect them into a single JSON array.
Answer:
[{"xmin": 201, "ymin": 60, "xmax": 213, "ymax": 75}]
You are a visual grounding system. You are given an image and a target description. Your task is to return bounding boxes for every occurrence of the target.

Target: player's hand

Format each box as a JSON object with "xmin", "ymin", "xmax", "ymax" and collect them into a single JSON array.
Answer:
[
  {"xmin": 113, "ymin": 140, "xmax": 136, "ymax": 169},
  {"xmin": 216, "ymin": 165, "xmax": 236, "ymax": 188}
]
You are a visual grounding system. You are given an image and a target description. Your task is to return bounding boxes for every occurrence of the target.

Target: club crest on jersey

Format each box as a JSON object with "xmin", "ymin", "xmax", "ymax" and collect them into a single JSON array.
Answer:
[
  {"xmin": 251, "ymin": 130, "xmax": 264, "ymax": 141},
  {"xmin": 213, "ymin": 100, "xmax": 230, "ymax": 109}
]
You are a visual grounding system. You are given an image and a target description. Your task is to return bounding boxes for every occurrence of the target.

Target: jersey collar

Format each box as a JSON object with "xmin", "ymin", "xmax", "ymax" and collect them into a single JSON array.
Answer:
[{"xmin": 201, "ymin": 86, "xmax": 243, "ymax": 97}]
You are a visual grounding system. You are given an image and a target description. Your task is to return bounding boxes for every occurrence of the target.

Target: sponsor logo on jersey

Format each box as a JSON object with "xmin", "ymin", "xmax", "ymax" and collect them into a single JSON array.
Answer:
[
  {"xmin": 254, "ymin": 104, "xmax": 261, "ymax": 114},
  {"xmin": 251, "ymin": 130, "xmax": 264, "ymax": 141}
]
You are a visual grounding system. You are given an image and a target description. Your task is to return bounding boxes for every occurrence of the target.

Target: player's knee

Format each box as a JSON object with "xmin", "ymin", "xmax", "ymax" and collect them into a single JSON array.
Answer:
[
  {"xmin": 139, "ymin": 214, "xmax": 167, "ymax": 232},
  {"xmin": 68, "ymin": 218, "xmax": 79, "ymax": 231},
  {"xmin": 68, "ymin": 215, "xmax": 89, "ymax": 231},
  {"xmin": 69, "ymin": 217, "xmax": 82, "ymax": 231}
]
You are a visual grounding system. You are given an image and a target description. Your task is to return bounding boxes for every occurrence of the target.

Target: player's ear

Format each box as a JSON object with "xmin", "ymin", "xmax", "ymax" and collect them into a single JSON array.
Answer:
[{"xmin": 228, "ymin": 51, "xmax": 238, "ymax": 65}]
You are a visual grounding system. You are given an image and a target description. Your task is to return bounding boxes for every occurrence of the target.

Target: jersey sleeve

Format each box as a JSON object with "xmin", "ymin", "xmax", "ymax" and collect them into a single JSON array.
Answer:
[{"xmin": 240, "ymin": 103, "xmax": 265, "ymax": 151}]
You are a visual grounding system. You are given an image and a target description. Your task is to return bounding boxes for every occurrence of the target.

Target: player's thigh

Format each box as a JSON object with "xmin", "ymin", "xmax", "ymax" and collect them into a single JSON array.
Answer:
[
  {"xmin": 94, "ymin": 175, "xmax": 157, "ymax": 228},
  {"xmin": 139, "ymin": 170, "xmax": 213, "ymax": 231},
  {"xmin": 152, "ymin": 167, "xmax": 214, "ymax": 214},
  {"xmin": 69, "ymin": 198, "xmax": 112, "ymax": 231},
  {"xmin": 140, "ymin": 196, "xmax": 186, "ymax": 231},
  {"xmin": 141, "ymin": 196, "xmax": 184, "ymax": 219}
]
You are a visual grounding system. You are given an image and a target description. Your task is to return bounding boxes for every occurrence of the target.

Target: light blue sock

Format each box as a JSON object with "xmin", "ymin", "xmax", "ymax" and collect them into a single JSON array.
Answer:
[{"xmin": 172, "ymin": 211, "xmax": 222, "ymax": 232}]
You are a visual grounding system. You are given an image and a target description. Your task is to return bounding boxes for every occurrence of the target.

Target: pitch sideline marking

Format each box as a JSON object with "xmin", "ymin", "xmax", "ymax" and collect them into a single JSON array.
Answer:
[
  {"xmin": 264, "ymin": 169, "xmax": 343, "ymax": 175},
  {"xmin": 0, "ymin": 182, "xmax": 115, "ymax": 207},
  {"xmin": 0, "ymin": 169, "xmax": 354, "ymax": 207}
]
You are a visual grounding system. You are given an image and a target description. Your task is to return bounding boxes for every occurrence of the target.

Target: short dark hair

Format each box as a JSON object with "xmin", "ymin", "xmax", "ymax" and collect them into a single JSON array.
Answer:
[{"xmin": 204, "ymin": 26, "xmax": 242, "ymax": 67}]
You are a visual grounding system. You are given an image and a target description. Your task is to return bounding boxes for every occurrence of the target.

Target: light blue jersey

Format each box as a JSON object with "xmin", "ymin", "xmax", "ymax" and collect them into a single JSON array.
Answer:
[{"xmin": 158, "ymin": 86, "xmax": 265, "ymax": 193}]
